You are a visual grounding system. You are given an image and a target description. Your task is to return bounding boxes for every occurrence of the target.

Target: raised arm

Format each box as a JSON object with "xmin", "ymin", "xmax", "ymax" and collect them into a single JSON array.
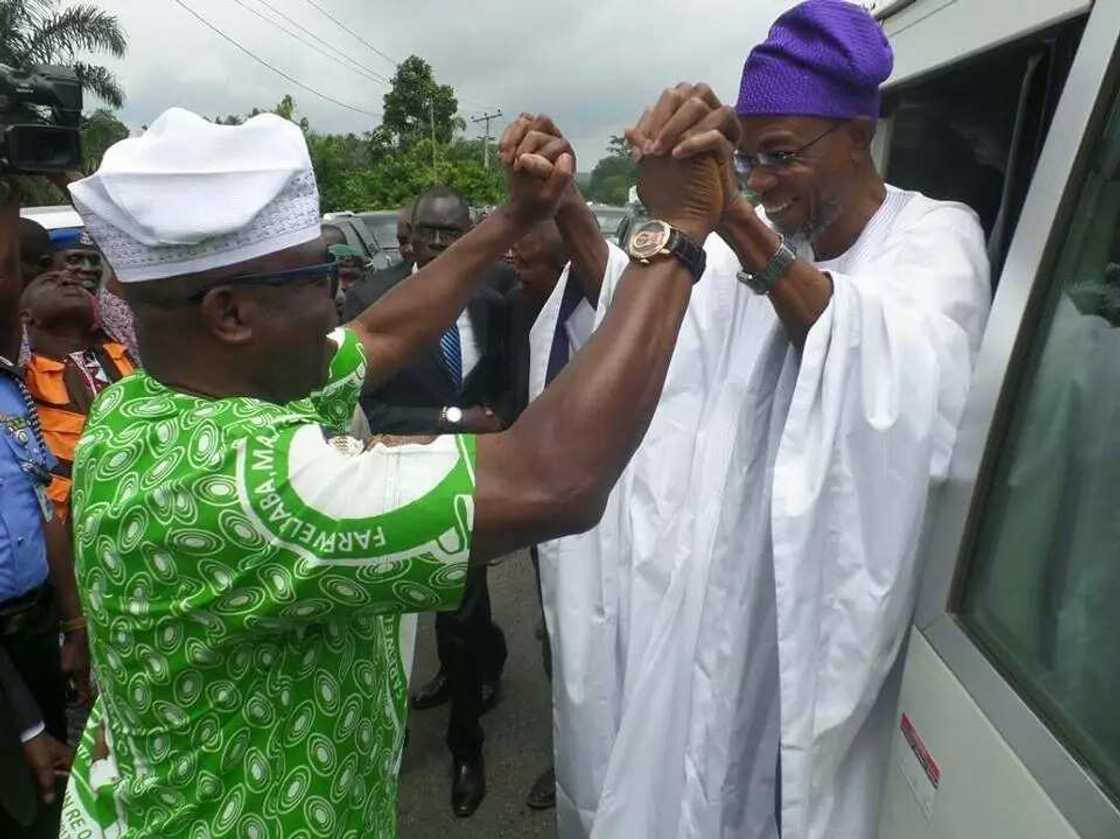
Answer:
[
  {"xmin": 499, "ymin": 115, "xmax": 610, "ymax": 306},
  {"xmin": 469, "ymin": 122, "xmax": 725, "ymax": 561},
  {"xmin": 630, "ymin": 83, "xmax": 833, "ymax": 349},
  {"xmin": 345, "ymin": 153, "xmax": 571, "ymax": 390}
]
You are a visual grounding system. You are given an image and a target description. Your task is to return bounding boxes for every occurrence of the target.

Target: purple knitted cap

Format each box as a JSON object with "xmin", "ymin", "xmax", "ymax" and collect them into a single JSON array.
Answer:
[{"xmin": 736, "ymin": 0, "xmax": 894, "ymax": 121}]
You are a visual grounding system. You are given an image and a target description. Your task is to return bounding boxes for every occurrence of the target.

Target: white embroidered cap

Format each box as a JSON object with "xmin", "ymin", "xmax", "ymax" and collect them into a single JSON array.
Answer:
[{"xmin": 69, "ymin": 107, "xmax": 321, "ymax": 283}]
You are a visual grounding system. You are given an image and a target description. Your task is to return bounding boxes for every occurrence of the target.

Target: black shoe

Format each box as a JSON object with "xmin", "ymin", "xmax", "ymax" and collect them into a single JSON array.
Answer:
[
  {"xmin": 452, "ymin": 754, "xmax": 486, "ymax": 817},
  {"xmin": 411, "ymin": 670, "xmax": 450, "ymax": 711},
  {"xmin": 526, "ymin": 765, "xmax": 556, "ymax": 810},
  {"xmin": 480, "ymin": 679, "xmax": 502, "ymax": 715}
]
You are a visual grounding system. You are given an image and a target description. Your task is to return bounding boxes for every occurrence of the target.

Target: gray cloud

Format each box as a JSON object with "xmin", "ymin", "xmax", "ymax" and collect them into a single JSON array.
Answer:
[{"xmin": 84, "ymin": 0, "xmax": 787, "ymax": 171}]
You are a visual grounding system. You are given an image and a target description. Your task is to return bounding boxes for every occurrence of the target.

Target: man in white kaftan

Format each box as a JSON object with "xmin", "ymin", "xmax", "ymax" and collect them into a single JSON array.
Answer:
[{"xmin": 527, "ymin": 2, "xmax": 993, "ymax": 837}]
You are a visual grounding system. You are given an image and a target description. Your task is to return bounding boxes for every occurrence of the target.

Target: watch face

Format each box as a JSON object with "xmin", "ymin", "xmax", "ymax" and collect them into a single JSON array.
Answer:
[
  {"xmin": 446, "ymin": 406, "xmax": 463, "ymax": 424},
  {"xmin": 628, "ymin": 220, "xmax": 671, "ymax": 260}
]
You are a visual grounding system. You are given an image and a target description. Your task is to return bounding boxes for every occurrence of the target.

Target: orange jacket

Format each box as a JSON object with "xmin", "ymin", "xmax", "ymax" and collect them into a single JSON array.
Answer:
[{"xmin": 24, "ymin": 342, "xmax": 135, "ymax": 520}]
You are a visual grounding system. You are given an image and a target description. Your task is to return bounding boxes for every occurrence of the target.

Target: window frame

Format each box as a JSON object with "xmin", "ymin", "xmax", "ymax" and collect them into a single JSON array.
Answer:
[{"xmin": 907, "ymin": 1, "xmax": 1120, "ymax": 836}]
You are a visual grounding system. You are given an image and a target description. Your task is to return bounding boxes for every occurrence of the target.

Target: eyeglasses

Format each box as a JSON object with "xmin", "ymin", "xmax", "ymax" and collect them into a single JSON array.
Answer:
[
  {"xmin": 734, "ymin": 121, "xmax": 846, "ymax": 179},
  {"xmin": 186, "ymin": 260, "xmax": 339, "ymax": 303}
]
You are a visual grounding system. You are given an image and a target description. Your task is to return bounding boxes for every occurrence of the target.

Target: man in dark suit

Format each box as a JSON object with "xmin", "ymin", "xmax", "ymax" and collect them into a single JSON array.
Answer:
[
  {"xmin": 343, "ymin": 185, "xmax": 515, "ymax": 817},
  {"xmin": 0, "ymin": 645, "xmax": 71, "ymax": 837},
  {"xmin": 505, "ymin": 216, "xmax": 605, "ymax": 811}
]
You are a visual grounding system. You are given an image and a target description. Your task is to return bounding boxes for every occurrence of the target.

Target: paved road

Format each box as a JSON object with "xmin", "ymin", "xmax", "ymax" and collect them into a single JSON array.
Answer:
[{"xmin": 397, "ymin": 550, "xmax": 558, "ymax": 839}]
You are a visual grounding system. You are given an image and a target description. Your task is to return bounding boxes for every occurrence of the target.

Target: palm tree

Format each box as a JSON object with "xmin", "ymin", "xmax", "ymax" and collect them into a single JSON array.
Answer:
[{"xmin": 0, "ymin": 0, "xmax": 127, "ymax": 108}]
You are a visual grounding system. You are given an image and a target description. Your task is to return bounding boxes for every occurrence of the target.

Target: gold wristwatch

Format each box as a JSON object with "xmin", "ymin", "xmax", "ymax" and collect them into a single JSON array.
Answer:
[{"xmin": 625, "ymin": 220, "xmax": 707, "ymax": 282}]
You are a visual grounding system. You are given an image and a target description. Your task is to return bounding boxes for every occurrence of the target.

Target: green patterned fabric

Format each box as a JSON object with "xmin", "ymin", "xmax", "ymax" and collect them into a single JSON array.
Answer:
[{"xmin": 59, "ymin": 328, "xmax": 476, "ymax": 838}]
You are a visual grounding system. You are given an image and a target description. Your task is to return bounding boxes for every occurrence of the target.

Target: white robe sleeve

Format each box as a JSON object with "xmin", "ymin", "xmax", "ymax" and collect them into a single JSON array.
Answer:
[
  {"xmin": 528, "ymin": 242, "xmax": 630, "ymax": 404},
  {"xmin": 770, "ymin": 202, "xmax": 991, "ymax": 838},
  {"xmin": 589, "ymin": 241, "xmax": 632, "ymax": 317}
]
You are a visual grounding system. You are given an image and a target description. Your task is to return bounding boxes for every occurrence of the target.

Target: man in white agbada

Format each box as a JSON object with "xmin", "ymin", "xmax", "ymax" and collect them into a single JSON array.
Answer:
[{"xmin": 523, "ymin": 2, "xmax": 993, "ymax": 837}]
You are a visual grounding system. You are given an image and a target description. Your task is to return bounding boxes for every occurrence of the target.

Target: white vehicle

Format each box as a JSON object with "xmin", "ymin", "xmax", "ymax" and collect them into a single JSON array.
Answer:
[
  {"xmin": 20, "ymin": 203, "xmax": 83, "ymax": 235},
  {"xmin": 834, "ymin": 0, "xmax": 1120, "ymax": 836}
]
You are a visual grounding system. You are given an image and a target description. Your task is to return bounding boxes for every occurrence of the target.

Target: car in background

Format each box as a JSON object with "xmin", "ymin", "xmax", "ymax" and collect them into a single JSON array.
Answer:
[
  {"xmin": 322, "ymin": 211, "xmax": 395, "ymax": 271},
  {"xmin": 356, "ymin": 210, "xmax": 402, "ymax": 265},
  {"xmin": 588, "ymin": 204, "xmax": 629, "ymax": 245},
  {"xmin": 21, "ymin": 203, "xmax": 84, "ymax": 241}
]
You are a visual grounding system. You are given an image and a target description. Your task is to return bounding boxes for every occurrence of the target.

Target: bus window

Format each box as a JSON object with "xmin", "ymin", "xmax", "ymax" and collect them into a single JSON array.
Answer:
[
  {"xmin": 957, "ymin": 88, "xmax": 1120, "ymax": 806},
  {"xmin": 885, "ymin": 17, "xmax": 1084, "ymax": 283}
]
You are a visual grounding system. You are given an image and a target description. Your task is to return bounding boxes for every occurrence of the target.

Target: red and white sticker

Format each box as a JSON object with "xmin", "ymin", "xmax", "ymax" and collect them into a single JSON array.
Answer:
[{"xmin": 894, "ymin": 712, "xmax": 941, "ymax": 818}]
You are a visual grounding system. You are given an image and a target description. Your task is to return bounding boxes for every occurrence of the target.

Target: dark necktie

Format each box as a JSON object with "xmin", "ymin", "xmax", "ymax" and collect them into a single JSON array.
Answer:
[{"xmin": 546, "ymin": 279, "xmax": 586, "ymax": 385}]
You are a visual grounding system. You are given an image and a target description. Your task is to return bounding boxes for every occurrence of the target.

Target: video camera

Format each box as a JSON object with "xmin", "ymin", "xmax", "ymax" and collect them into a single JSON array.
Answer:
[{"xmin": 0, "ymin": 64, "xmax": 82, "ymax": 174}]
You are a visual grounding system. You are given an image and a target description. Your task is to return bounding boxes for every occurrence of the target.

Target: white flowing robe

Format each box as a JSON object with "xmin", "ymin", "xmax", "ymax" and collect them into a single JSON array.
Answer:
[{"xmin": 528, "ymin": 186, "xmax": 991, "ymax": 839}]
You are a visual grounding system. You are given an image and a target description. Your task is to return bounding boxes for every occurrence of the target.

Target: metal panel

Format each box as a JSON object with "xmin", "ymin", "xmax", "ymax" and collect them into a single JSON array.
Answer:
[
  {"xmin": 880, "ymin": 632, "xmax": 1080, "ymax": 839},
  {"xmin": 885, "ymin": 0, "xmax": 1090, "ymax": 87},
  {"xmin": 854, "ymin": 0, "xmax": 919, "ymax": 19},
  {"xmin": 909, "ymin": 0, "xmax": 1120, "ymax": 834},
  {"xmin": 924, "ymin": 619, "xmax": 1120, "ymax": 838}
]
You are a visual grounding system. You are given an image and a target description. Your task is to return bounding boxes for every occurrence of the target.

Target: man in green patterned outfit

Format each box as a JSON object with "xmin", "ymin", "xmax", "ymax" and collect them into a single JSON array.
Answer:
[{"xmin": 54, "ymin": 104, "xmax": 728, "ymax": 837}]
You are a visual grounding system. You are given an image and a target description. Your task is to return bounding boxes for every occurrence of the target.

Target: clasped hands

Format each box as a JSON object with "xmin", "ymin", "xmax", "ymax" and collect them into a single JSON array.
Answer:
[{"xmin": 497, "ymin": 83, "xmax": 750, "ymax": 243}]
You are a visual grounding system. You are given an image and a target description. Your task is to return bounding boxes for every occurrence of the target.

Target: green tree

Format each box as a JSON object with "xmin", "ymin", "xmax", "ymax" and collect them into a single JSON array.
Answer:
[
  {"xmin": 271, "ymin": 94, "xmax": 310, "ymax": 132},
  {"xmin": 307, "ymin": 131, "xmax": 375, "ymax": 212},
  {"xmin": 80, "ymin": 106, "xmax": 127, "ymax": 173},
  {"xmin": 605, "ymin": 135, "xmax": 629, "ymax": 158},
  {"xmin": 586, "ymin": 134, "xmax": 637, "ymax": 206},
  {"xmin": 0, "ymin": 0, "xmax": 128, "ymax": 107},
  {"xmin": 222, "ymin": 91, "xmax": 506, "ymax": 213},
  {"xmin": 331, "ymin": 137, "xmax": 505, "ymax": 213},
  {"xmin": 374, "ymin": 55, "xmax": 463, "ymax": 153}
]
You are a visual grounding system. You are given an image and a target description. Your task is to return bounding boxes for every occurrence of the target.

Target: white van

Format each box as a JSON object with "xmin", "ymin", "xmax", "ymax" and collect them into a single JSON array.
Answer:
[
  {"xmin": 846, "ymin": 1, "xmax": 1119, "ymax": 837},
  {"xmin": 20, "ymin": 203, "xmax": 83, "ymax": 236}
]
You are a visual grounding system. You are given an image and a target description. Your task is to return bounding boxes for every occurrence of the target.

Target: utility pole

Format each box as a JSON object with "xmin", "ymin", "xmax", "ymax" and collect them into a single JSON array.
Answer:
[
  {"xmin": 429, "ymin": 98, "xmax": 438, "ymax": 184},
  {"xmin": 471, "ymin": 110, "xmax": 503, "ymax": 169}
]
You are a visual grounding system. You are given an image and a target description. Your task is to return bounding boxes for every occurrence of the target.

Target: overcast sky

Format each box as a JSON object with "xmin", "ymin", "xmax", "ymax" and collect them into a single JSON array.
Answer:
[{"xmin": 82, "ymin": 0, "xmax": 792, "ymax": 170}]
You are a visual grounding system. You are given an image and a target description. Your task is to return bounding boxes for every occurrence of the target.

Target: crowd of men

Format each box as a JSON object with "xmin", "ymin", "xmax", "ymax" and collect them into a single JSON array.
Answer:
[{"xmin": 0, "ymin": 1, "xmax": 996, "ymax": 837}]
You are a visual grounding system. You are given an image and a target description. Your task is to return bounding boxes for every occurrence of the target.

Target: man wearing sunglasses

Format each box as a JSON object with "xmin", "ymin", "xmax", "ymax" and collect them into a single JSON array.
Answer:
[
  {"xmin": 524, "ymin": 2, "xmax": 993, "ymax": 838},
  {"xmin": 54, "ymin": 101, "xmax": 724, "ymax": 839}
]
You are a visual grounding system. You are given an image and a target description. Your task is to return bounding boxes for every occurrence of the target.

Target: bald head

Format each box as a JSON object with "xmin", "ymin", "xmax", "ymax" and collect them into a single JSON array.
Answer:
[{"xmin": 21, "ymin": 270, "xmax": 97, "ymax": 335}]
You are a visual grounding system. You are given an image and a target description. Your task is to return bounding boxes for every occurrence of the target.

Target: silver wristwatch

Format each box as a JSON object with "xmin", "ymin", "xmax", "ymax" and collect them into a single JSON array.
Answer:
[
  {"xmin": 737, "ymin": 234, "xmax": 796, "ymax": 295},
  {"xmin": 440, "ymin": 406, "xmax": 463, "ymax": 427}
]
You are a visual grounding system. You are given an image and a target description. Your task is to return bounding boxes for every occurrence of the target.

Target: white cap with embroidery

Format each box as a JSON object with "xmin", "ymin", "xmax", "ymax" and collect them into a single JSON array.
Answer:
[{"xmin": 69, "ymin": 107, "xmax": 321, "ymax": 283}]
